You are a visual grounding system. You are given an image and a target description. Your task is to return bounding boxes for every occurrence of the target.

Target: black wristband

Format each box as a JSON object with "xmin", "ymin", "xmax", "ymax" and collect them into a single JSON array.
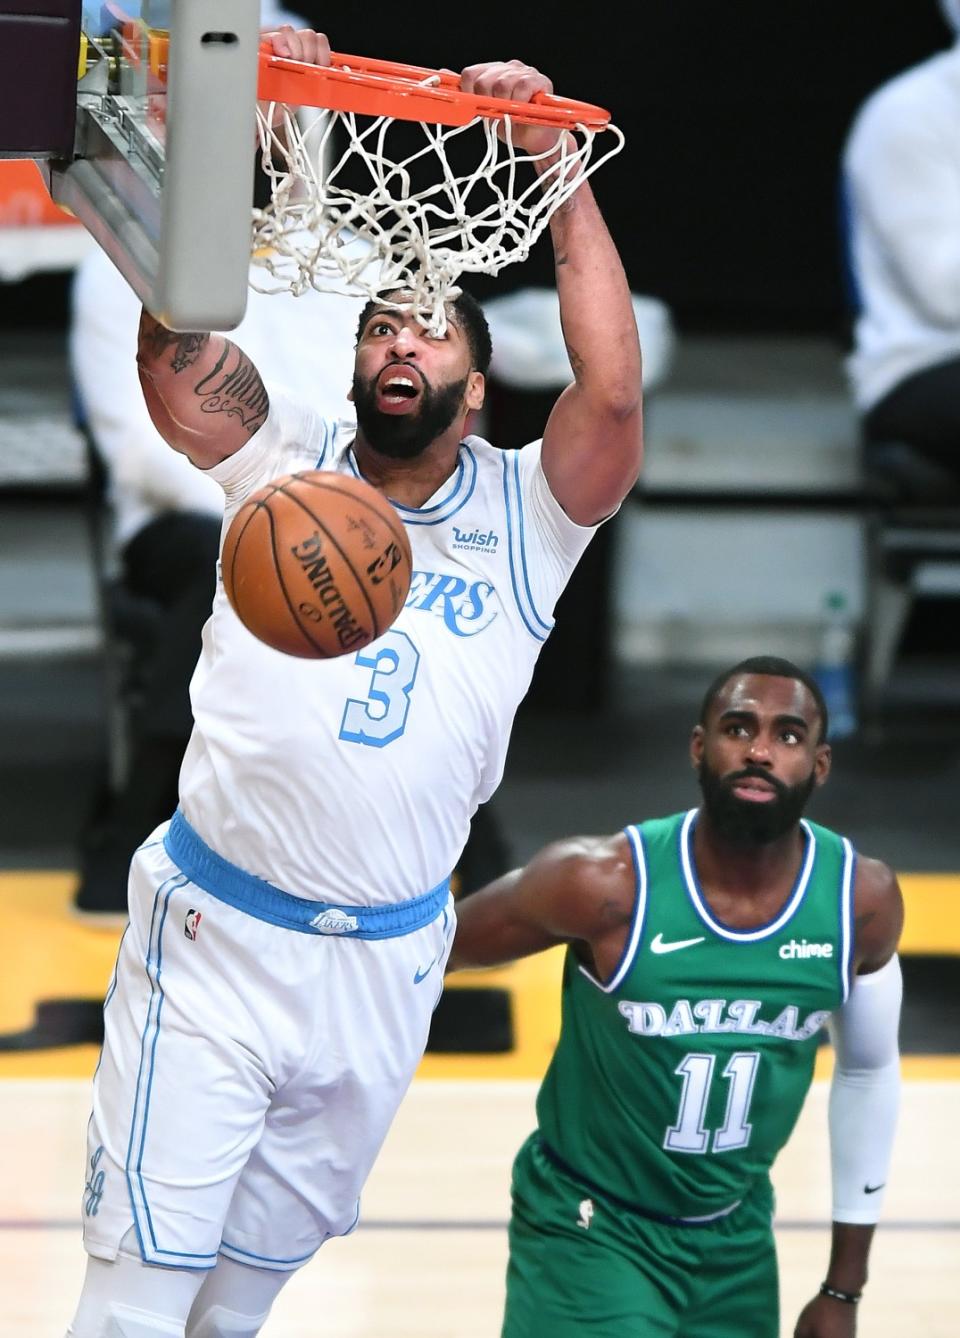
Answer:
[{"xmin": 820, "ymin": 1282, "xmax": 862, "ymax": 1305}]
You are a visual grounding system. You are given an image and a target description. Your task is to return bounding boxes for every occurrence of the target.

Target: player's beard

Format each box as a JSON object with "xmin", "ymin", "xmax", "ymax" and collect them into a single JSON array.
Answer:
[
  {"xmin": 352, "ymin": 369, "xmax": 470, "ymax": 460},
  {"xmin": 697, "ymin": 757, "xmax": 817, "ymax": 846}
]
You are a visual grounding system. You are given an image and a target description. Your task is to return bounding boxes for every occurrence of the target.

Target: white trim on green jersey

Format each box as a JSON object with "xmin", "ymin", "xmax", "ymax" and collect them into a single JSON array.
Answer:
[{"xmin": 576, "ymin": 823, "xmax": 649, "ymax": 993}]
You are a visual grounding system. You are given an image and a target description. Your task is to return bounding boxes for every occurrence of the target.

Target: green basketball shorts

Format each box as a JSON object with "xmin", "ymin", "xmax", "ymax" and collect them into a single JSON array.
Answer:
[{"xmin": 502, "ymin": 1134, "xmax": 779, "ymax": 1338}]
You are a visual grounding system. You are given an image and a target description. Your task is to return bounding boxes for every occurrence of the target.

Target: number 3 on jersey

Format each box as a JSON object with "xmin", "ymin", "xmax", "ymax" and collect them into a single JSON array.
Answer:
[
  {"xmin": 339, "ymin": 630, "xmax": 420, "ymax": 747},
  {"xmin": 665, "ymin": 1051, "xmax": 760, "ymax": 1154}
]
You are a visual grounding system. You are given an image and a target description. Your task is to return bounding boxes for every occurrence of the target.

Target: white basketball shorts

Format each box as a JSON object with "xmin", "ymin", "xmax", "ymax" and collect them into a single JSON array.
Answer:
[{"xmin": 81, "ymin": 813, "xmax": 456, "ymax": 1271}]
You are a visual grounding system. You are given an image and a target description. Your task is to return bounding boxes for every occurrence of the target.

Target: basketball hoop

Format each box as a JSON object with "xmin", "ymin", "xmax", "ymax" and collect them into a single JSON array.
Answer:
[{"xmin": 251, "ymin": 48, "xmax": 625, "ymax": 332}]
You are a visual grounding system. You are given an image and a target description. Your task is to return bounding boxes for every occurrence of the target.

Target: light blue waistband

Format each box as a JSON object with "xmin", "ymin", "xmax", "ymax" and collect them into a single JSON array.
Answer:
[{"xmin": 164, "ymin": 809, "xmax": 450, "ymax": 940}]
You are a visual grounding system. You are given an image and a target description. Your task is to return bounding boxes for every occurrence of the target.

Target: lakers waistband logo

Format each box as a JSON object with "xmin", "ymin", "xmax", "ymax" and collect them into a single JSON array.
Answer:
[{"xmin": 310, "ymin": 907, "xmax": 360, "ymax": 934}]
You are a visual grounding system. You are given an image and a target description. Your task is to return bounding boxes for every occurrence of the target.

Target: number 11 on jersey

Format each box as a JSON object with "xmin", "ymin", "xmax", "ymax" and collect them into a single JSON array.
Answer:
[{"xmin": 664, "ymin": 1051, "xmax": 760, "ymax": 1155}]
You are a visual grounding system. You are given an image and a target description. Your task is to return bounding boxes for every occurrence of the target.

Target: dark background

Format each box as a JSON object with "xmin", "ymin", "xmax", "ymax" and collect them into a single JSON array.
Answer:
[
  {"xmin": 269, "ymin": 0, "xmax": 948, "ymax": 330},
  {"xmin": 2, "ymin": 2, "xmax": 955, "ymax": 714},
  {"xmin": 1, "ymin": 1, "xmax": 951, "ymax": 334},
  {"xmin": 291, "ymin": 0, "xmax": 949, "ymax": 333}
]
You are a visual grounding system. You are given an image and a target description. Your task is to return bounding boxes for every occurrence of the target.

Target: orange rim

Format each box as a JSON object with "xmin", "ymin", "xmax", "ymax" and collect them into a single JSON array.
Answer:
[{"xmin": 257, "ymin": 47, "xmax": 612, "ymax": 131}]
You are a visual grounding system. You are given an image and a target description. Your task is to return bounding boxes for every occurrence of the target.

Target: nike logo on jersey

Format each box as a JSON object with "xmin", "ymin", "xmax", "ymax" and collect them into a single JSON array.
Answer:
[
  {"xmin": 863, "ymin": 1183, "xmax": 885, "ymax": 1194},
  {"xmin": 650, "ymin": 933, "xmax": 706, "ymax": 954},
  {"xmin": 413, "ymin": 962, "xmax": 435, "ymax": 985}
]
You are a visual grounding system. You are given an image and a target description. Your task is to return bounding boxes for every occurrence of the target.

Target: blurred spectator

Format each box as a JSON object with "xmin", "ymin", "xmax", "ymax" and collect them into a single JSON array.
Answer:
[{"xmin": 842, "ymin": 0, "xmax": 960, "ymax": 499}]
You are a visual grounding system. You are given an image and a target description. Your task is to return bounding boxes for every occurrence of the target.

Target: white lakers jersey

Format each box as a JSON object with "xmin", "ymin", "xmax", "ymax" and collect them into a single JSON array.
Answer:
[{"xmin": 178, "ymin": 391, "xmax": 603, "ymax": 904}]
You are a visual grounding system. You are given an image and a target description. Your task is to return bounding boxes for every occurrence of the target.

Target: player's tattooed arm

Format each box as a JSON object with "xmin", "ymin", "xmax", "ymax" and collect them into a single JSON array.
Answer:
[
  {"xmin": 137, "ymin": 316, "xmax": 209, "ymax": 373},
  {"xmin": 136, "ymin": 309, "xmax": 270, "ymax": 467},
  {"xmin": 194, "ymin": 344, "xmax": 270, "ymax": 432}
]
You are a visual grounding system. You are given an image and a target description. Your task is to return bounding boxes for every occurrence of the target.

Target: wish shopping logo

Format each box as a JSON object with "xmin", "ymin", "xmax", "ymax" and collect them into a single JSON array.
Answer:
[{"xmin": 451, "ymin": 526, "xmax": 499, "ymax": 553}]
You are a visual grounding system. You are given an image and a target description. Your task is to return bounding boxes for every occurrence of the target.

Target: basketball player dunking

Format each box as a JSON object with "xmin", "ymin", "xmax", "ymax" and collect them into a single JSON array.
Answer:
[
  {"xmin": 65, "ymin": 28, "xmax": 643, "ymax": 1338},
  {"xmin": 449, "ymin": 658, "xmax": 904, "ymax": 1338}
]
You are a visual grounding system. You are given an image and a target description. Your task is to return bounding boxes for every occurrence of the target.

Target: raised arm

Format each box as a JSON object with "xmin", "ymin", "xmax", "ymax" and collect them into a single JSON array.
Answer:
[
  {"xmin": 793, "ymin": 858, "xmax": 904, "ymax": 1338},
  {"xmin": 446, "ymin": 832, "xmax": 634, "ymax": 973},
  {"xmin": 538, "ymin": 174, "xmax": 643, "ymax": 524},
  {"xmin": 460, "ymin": 61, "xmax": 643, "ymax": 525}
]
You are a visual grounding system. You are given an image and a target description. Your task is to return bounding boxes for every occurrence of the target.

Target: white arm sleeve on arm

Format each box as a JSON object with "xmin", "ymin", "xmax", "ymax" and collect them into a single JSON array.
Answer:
[{"xmin": 827, "ymin": 953, "xmax": 902, "ymax": 1224}]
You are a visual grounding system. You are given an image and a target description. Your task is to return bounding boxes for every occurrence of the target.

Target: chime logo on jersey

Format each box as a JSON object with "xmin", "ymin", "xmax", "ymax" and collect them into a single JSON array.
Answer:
[
  {"xmin": 618, "ymin": 997, "xmax": 831, "ymax": 1042},
  {"xmin": 779, "ymin": 938, "xmax": 834, "ymax": 959},
  {"xmin": 184, "ymin": 909, "xmax": 202, "ymax": 941},
  {"xmin": 404, "ymin": 570, "xmax": 498, "ymax": 637}
]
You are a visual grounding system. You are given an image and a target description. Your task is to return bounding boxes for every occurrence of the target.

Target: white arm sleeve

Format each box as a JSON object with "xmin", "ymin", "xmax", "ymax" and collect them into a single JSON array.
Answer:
[{"xmin": 827, "ymin": 953, "xmax": 902, "ymax": 1224}]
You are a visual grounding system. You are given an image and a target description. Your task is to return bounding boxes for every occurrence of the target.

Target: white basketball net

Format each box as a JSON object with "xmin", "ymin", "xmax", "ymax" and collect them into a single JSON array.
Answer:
[{"xmin": 251, "ymin": 101, "xmax": 625, "ymax": 332}]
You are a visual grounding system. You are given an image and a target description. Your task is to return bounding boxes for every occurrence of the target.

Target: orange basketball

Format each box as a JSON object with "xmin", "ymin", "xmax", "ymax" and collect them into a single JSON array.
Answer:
[{"xmin": 222, "ymin": 471, "xmax": 412, "ymax": 659}]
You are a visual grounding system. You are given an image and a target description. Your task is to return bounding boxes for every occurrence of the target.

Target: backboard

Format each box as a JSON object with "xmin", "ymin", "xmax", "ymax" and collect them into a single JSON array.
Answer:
[{"xmin": 48, "ymin": 1, "xmax": 262, "ymax": 330}]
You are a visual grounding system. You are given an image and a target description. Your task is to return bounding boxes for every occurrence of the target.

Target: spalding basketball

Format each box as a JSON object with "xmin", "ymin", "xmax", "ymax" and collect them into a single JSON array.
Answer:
[{"xmin": 222, "ymin": 471, "xmax": 412, "ymax": 659}]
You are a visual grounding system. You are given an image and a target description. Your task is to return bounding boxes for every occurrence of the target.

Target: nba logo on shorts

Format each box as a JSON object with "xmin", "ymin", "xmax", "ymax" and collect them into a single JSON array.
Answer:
[{"xmin": 184, "ymin": 909, "xmax": 202, "ymax": 941}]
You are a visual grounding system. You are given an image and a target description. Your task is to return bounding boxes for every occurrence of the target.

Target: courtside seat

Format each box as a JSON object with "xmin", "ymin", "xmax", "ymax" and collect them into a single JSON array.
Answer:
[
  {"xmin": 859, "ymin": 437, "xmax": 960, "ymax": 718},
  {"xmin": 0, "ymin": 384, "xmax": 103, "ymax": 663}
]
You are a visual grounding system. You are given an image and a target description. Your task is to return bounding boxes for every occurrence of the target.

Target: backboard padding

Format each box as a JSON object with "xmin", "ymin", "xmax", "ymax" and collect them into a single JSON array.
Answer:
[{"xmin": 0, "ymin": 1, "xmax": 82, "ymax": 158}]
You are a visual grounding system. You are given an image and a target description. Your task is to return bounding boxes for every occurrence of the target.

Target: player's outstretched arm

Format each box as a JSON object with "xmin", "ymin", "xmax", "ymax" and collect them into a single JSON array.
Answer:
[
  {"xmin": 793, "ymin": 858, "xmax": 904, "ymax": 1338},
  {"xmin": 459, "ymin": 61, "xmax": 642, "ymax": 526},
  {"xmin": 446, "ymin": 833, "xmax": 633, "ymax": 971}
]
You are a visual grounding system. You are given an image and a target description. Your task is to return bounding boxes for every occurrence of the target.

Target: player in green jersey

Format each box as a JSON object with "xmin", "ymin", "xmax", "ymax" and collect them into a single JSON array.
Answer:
[{"xmin": 448, "ymin": 655, "xmax": 904, "ymax": 1338}]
